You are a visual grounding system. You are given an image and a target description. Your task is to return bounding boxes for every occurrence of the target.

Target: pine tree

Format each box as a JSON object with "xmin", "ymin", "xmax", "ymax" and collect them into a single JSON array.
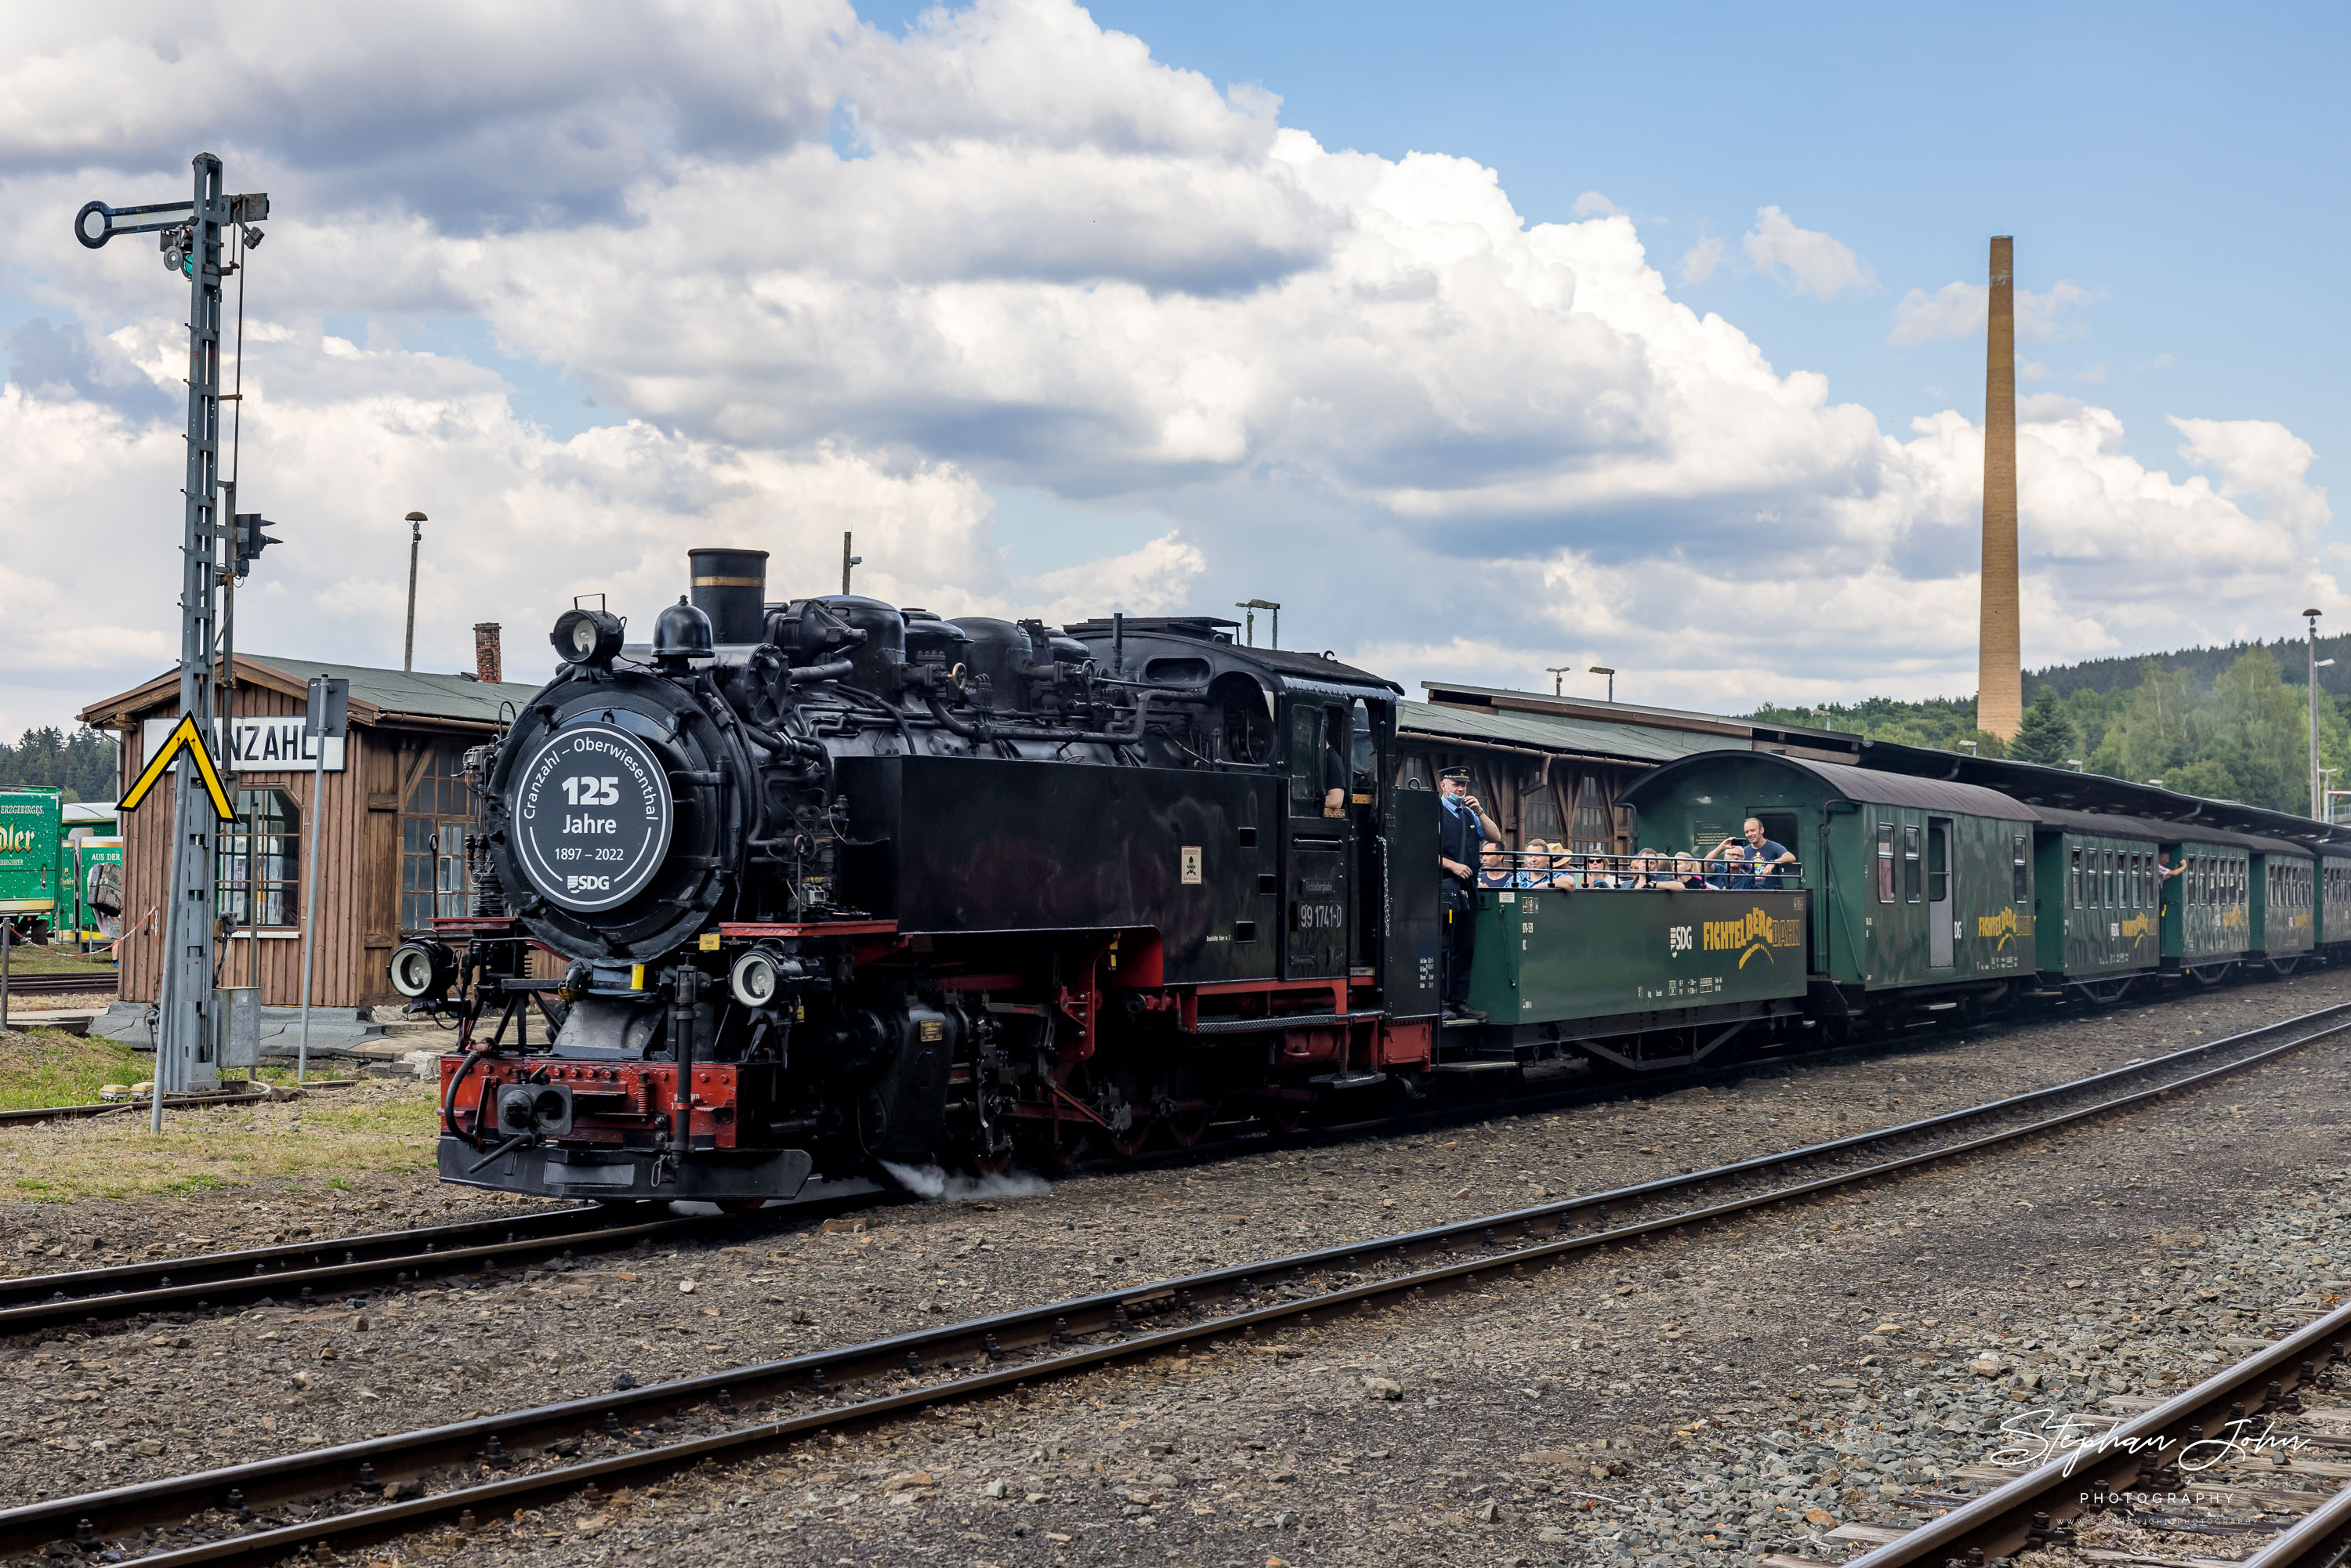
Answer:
[{"xmin": 2006, "ymin": 689, "xmax": 2078, "ymax": 767}]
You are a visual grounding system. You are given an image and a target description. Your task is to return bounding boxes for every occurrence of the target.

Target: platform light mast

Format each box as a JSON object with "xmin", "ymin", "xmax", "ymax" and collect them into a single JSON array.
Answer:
[{"xmin": 75, "ymin": 156, "xmax": 269, "ymax": 1117}]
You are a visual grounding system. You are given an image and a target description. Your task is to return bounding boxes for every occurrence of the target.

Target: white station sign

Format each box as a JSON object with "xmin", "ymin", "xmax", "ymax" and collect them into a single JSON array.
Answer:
[{"xmin": 140, "ymin": 715, "xmax": 345, "ymax": 775}]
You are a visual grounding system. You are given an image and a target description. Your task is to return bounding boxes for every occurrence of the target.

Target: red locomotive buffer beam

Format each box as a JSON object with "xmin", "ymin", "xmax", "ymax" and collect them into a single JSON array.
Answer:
[
  {"xmin": 436, "ymin": 1048, "xmax": 817, "ymax": 1204},
  {"xmin": 441, "ymin": 1055, "xmax": 744, "ymax": 1152}
]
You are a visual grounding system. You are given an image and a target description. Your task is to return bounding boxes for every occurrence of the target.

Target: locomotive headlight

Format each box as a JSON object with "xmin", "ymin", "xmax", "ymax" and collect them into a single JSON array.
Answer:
[
  {"xmin": 550, "ymin": 607, "xmax": 625, "ymax": 668},
  {"xmin": 388, "ymin": 938, "xmax": 457, "ymax": 1000},
  {"xmin": 730, "ymin": 946, "xmax": 801, "ymax": 1008}
]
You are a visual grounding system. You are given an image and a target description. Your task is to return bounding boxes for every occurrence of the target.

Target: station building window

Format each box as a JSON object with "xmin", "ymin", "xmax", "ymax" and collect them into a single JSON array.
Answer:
[
  {"xmin": 401, "ymin": 738, "xmax": 477, "ymax": 931},
  {"xmin": 217, "ymin": 788, "xmax": 299, "ymax": 929}
]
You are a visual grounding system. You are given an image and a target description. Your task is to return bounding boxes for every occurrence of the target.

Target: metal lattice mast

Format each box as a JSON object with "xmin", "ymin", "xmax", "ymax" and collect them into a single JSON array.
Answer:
[{"xmin": 158, "ymin": 154, "xmax": 230, "ymax": 1104}]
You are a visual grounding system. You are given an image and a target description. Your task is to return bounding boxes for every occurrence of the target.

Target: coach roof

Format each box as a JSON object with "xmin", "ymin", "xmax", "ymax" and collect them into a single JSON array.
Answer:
[{"xmin": 1624, "ymin": 750, "xmax": 2041, "ymax": 821}]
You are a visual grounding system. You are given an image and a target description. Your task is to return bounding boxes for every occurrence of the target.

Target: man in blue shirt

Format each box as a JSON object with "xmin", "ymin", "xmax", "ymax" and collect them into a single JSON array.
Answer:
[
  {"xmin": 1708, "ymin": 817, "xmax": 1797, "ymax": 889},
  {"xmin": 1436, "ymin": 769, "xmax": 1499, "ymax": 1021}
]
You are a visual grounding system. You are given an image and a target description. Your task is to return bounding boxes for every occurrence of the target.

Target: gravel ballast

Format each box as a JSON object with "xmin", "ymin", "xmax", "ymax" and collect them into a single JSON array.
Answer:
[{"xmin": 2, "ymin": 970, "xmax": 2348, "ymax": 1566}]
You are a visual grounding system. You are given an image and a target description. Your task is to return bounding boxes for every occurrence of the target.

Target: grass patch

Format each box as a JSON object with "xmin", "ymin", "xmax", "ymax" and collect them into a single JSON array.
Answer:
[
  {"xmin": 0, "ymin": 1030, "xmax": 150, "ymax": 1111},
  {"xmin": 3, "ymin": 945, "xmax": 119, "ymax": 976},
  {"xmin": 0, "ymin": 1061, "xmax": 443, "ymax": 1202}
]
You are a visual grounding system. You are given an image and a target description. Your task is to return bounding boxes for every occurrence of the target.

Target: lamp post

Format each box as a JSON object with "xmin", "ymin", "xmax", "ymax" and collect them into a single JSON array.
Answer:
[
  {"xmin": 1588, "ymin": 665, "xmax": 1616, "ymax": 702},
  {"xmin": 2306, "ymin": 608, "xmax": 2326, "ymax": 819},
  {"xmin": 404, "ymin": 512, "xmax": 426, "ymax": 672},
  {"xmin": 1545, "ymin": 665, "xmax": 1573, "ymax": 696}
]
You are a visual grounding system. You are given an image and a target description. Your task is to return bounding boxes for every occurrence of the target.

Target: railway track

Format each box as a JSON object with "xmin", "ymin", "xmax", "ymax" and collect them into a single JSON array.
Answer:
[
  {"xmin": 1840, "ymin": 1297, "xmax": 2351, "ymax": 1568},
  {"xmin": 0, "ymin": 1088, "xmax": 273, "ymax": 1128},
  {"xmin": 0, "ymin": 969, "xmax": 118, "ymax": 999},
  {"xmin": 0, "ymin": 974, "xmax": 2255, "ymax": 1334},
  {"xmin": 0, "ymin": 1205, "xmax": 714, "ymax": 1337},
  {"xmin": 5, "ymin": 998, "xmax": 2344, "ymax": 1566}
]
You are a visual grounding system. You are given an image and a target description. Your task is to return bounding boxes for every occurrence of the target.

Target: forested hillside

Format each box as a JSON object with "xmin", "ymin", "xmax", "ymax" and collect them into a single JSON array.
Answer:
[
  {"xmin": 1751, "ymin": 636, "xmax": 2351, "ymax": 817},
  {"xmin": 0, "ymin": 727, "xmax": 120, "ymax": 803}
]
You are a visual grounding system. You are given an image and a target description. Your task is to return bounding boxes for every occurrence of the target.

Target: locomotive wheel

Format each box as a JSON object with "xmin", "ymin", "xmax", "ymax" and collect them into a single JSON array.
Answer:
[
  {"xmin": 1107, "ymin": 1118, "xmax": 1154, "ymax": 1158},
  {"xmin": 1164, "ymin": 1103, "xmax": 1215, "ymax": 1147},
  {"xmin": 1038, "ymin": 1123, "xmax": 1094, "ymax": 1169},
  {"xmin": 1259, "ymin": 1102, "xmax": 1307, "ymax": 1137},
  {"xmin": 965, "ymin": 1136, "xmax": 1018, "ymax": 1177}
]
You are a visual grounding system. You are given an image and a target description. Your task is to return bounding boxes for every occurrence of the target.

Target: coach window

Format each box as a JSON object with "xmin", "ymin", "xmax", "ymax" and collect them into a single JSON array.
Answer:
[
  {"xmin": 2135, "ymin": 853, "xmax": 2147, "ymax": 907},
  {"xmin": 1901, "ymin": 823, "xmax": 1922, "ymax": 902},
  {"xmin": 2070, "ymin": 847, "xmax": 2083, "ymax": 909},
  {"xmin": 1875, "ymin": 821, "xmax": 1895, "ymax": 902},
  {"xmin": 2011, "ymin": 834, "xmax": 2028, "ymax": 901},
  {"xmin": 217, "ymin": 788, "xmax": 299, "ymax": 929}
]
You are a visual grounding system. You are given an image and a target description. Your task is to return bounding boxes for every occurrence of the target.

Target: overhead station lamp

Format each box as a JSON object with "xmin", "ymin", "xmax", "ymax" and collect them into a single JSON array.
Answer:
[{"xmin": 551, "ymin": 604, "xmax": 626, "ymax": 668}]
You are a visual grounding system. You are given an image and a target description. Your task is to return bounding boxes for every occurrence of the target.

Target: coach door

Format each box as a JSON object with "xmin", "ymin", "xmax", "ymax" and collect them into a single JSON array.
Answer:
[
  {"xmin": 1927, "ymin": 818, "xmax": 1954, "ymax": 969},
  {"xmin": 1281, "ymin": 699, "xmax": 1351, "ymax": 980}
]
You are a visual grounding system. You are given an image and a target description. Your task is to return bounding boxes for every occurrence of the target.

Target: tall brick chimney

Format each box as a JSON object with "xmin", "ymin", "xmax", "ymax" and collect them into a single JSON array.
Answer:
[
  {"xmin": 1976, "ymin": 235, "xmax": 2022, "ymax": 741},
  {"xmin": 473, "ymin": 622, "xmax": 502, "ymax": 685}
]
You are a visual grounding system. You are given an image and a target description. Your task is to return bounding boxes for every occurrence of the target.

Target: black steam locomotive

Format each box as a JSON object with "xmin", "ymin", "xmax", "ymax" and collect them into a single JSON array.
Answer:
[{"xmin": 404, "ymin": 548, "xmax": 1444, "ymax": 1204}]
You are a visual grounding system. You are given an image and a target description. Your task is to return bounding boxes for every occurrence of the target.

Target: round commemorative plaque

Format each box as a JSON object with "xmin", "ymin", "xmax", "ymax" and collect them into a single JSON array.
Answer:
[{"xmin": 511, "ymin": 723, "xmax": 676, "ymax": 912}]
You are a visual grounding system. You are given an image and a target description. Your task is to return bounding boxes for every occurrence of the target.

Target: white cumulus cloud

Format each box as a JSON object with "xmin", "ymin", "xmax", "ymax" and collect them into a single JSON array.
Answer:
[
  {"xmin": 1741, "ymin": 205, "xmax": 1875, "ymax": 299},
  {"xmin": 0, "ymin": 0, "xmax": 2328, "ymax": 734}
]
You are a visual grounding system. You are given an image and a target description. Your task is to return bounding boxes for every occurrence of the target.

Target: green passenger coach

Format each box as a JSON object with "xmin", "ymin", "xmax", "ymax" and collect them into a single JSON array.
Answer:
[
  {"xmin": 1623, "ymin": 752, "xmax": 2039, "ymax": 1021},
  {"xmin": 2027, "ymin": 808, "xmax": 2164, "ymax": 995}
]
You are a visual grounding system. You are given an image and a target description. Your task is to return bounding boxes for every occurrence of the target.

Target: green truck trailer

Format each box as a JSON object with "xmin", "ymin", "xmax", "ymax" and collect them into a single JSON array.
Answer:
[{"xmin": 0, "ymin": 788, "xmax": 63, "ymax": 942}]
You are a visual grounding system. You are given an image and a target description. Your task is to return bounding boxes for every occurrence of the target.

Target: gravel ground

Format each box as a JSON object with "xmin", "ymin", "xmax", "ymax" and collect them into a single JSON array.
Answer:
[{"xmin": 2, "ymin": 969, "xmax": 2349, "ymax": 1565}]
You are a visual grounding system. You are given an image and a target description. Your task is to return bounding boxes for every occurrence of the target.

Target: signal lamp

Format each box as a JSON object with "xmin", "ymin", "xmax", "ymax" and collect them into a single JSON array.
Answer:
[
  {"xmin": 551, "ymin": 607, "xmax": 625, "ymax": 668},
  {"xmin": 388, "ymin": 938, "xmax": 457, "ymax": 1001}
]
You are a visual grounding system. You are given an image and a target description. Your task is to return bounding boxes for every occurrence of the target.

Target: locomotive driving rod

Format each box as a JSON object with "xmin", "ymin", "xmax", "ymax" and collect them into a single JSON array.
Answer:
[{"xmin": 7, "ymin": 1001, "xmax": 2346, "ymax": 1563}]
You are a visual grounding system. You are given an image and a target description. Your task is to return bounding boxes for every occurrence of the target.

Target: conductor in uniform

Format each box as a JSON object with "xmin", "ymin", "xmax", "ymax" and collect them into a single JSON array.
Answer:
[{"xmin": 1436, "ymin": 767, "xmax": 1498, "ymax": 1021}]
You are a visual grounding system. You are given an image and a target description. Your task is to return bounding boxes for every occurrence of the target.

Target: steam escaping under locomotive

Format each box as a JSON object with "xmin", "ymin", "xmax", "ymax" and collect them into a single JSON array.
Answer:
[{"xmin": 408, "ymin": 546, "xmax": 1462, "ymax": 1204}]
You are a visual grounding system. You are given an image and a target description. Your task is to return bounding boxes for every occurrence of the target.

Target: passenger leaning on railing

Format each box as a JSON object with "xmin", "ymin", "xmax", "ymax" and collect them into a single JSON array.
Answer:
[
  {"xmin": 1708, "ymin": 817, "xmax": 1798, "ymax": 889},
  {"xmin": 1477, "ymin": 842, "xmax": 1516, "ymax": 889}
]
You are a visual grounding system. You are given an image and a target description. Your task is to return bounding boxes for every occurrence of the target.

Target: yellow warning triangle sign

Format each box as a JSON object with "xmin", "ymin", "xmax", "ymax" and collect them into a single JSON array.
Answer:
[{"xmin": 119, "ymin": 714, "xmax": 234, "ymax": 821}]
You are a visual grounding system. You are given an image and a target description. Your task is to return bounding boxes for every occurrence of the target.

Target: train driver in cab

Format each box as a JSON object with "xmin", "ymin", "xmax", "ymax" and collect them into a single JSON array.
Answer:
[{"xmin": 1436, "ymin": 768, "xmax": 1499, "ymax": 1022}]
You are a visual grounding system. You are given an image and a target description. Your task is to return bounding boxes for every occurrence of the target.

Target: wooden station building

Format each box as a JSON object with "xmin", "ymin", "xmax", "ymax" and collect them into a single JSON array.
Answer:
[{"xmin": 78, "ymin": 631, "xmax": 544, "ymax": 1013}]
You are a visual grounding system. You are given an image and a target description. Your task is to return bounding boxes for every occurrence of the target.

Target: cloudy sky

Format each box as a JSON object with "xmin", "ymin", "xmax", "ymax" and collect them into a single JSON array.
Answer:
[{"xmin": 2, "ymin": 1, "xmax": 2342, "ymax": 736}]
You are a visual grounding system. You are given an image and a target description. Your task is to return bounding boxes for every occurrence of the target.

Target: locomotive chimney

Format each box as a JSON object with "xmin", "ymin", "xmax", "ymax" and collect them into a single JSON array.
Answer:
[
  {"xmin": 473, "ymin": 622, "xmax": 502, "ymax": 685},
  {"xmin": 689, "ymin": 548, "xmax": 770, "ymax": 645}
]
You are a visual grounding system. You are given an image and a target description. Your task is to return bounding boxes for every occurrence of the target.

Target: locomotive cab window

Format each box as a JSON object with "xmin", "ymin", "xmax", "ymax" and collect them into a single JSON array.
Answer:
[
  {"xmin": 1875, "ymin": 822, "xmax": 1895, "ymax": 902},
  {"xmin": 1286, "ymin": 702, "xmax": 1349, "ymax": 816}
]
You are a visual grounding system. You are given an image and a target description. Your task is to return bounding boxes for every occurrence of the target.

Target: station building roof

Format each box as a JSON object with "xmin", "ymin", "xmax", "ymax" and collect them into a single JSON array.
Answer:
[{"xmin": 80, "ymin": 654, "xmax": 547, "ymax": 732}]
